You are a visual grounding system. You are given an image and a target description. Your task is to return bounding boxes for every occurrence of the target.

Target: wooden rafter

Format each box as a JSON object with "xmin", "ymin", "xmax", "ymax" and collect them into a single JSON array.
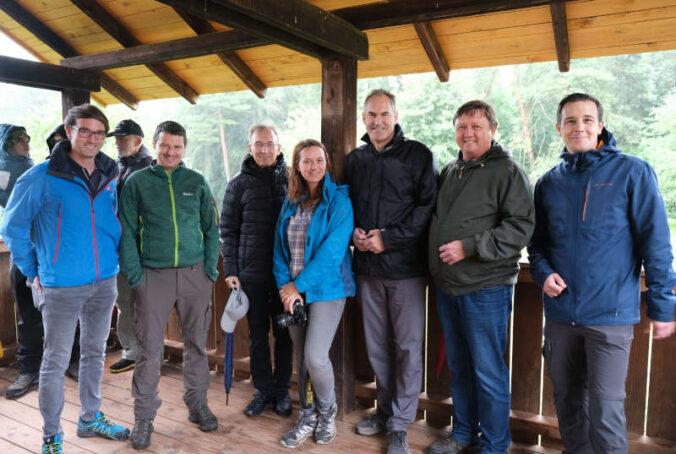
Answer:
[
  {"xmin": 413, "ymin": 22, "xmax": 450, "ymax": 83},
  {"xmin": 70, "ymin": 0, "xmax": 199, "ymax": 104},
  {"xmin": 155, "ymin": 0, "xmax": 368, "ymax": 60},
  {"xmin": 550, "ymin": 0, "xmax": 571, "ymax": 72},
  {"xmin": 0, "ymin": 56, "xmax": 99, "ymax": 92},
  {"xmin": 0, "ymin": 1, "xmax": 138, "ymax": 109},
  {"xmin": 174, "ymin": 9, "xmax": 267, "ymax": 99}
]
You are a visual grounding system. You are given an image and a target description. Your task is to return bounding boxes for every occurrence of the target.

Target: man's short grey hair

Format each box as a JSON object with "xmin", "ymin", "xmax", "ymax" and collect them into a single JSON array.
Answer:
[
  {"xmin": 363, "ymin": 89, "xmax": 397, "ymax": 113},
  {"xmin": 248, "ymin": 123, "xmax": 280, "ymax": 144}
]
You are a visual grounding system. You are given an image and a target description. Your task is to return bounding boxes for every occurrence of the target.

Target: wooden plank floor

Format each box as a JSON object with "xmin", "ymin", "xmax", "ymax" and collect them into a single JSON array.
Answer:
[{"xmin": 0, "ymin": 350, "xmax": 556, "ymax": 454}]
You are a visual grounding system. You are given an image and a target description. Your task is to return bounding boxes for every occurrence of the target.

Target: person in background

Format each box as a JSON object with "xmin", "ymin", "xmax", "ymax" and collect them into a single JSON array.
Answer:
[{"xmin": 46, "ymin": 124, "xmax": 67, "ymax": 157}]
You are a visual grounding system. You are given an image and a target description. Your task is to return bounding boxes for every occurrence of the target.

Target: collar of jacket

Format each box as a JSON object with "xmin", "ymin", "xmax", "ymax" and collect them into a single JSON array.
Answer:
[
  {"xmin": 560, "ymin": 127, "xmax": 620, "ymax": 171},
  {"xmin": 47, "ymin": 139, "xmax": 118, "ymax": 181},
  {"xmin": 360, "ymin": 123, "xmax": 405, "ymax": 153},
  {"xmin": 119, "ymin": 143, "xmax": 152, "ymax": 167},
  {"xmin": 456, "ymin": 140, "xmax": 510, "ymax": 167},
  {"xmin": 241, "ymin": 152, "xmax": 286, "ymax": 175},
  {"xmin": 148, "ymin": 160, "xmax": 185, "ymax": 180}
]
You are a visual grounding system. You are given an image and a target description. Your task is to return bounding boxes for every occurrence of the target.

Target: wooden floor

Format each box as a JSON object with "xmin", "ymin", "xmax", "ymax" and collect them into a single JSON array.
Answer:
[{"xmin": 0, "ymin": 350, "xmax": 557, "ymax": 454}]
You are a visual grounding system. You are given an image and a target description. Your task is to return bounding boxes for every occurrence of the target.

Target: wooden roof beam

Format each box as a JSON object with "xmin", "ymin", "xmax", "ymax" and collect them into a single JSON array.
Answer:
[
  {"xmin": 413, "ymin": 22, "xmax": 450, "ymax": 83},
  {"xmin": 0, "ymin": 56, "xmax": 99, "ymax": 92},
  {"xmin": 70, "ymin": 0, "xmax": 199, "ymax": 104},
  {"xmin": 550, "ymin": 0, "xmax": 570, "ymax": 72},
  {"xmin": 156, "ymin": 0, "xmax": 368, "ymax": 60},
  {"xmin": 0, "ymin": 1, "xmax": 138, "ymax": 109},
  {"xmin": 174, "ymin": 9, "xmax": 267, "ymax": 99}
]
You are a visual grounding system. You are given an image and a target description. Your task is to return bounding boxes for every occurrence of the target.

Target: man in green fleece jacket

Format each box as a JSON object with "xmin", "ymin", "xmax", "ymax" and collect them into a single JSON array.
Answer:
[
  {"xmin": 119, "ymin": 121, "xmax": 220, "ymax": 450},
  {"xmin": 427, "ymin": 100, "xmax": 534, "ymax": 454}
]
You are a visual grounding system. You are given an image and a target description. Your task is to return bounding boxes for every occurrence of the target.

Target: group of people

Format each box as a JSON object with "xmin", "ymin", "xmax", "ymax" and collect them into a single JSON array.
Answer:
[{"xmin": 0, "ymin": 88, "xmax": 673, "ymax": 454}]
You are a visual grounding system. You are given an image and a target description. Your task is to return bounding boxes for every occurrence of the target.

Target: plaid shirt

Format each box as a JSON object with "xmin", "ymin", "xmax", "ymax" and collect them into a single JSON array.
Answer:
[{"xmin": 287, "ymin": 200, "xmax": 318, "ymax": 279}]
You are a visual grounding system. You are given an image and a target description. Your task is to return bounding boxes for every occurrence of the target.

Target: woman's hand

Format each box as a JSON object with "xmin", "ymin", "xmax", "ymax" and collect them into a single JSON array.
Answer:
[{"xmin": 280, "ymin": 282, "xmax": 303, "ymax": 313}]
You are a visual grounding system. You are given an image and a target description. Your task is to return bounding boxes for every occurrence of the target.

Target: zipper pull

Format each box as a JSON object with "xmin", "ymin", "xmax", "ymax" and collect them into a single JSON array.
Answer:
[{"xmin": 458, "ymin": 167, "xmax": 464, "ymax": 179}]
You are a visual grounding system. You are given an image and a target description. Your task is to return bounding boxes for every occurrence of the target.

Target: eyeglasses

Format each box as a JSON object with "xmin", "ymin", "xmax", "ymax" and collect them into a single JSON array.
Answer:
[
  {"xmin": 71, "ymin": 125, "xmax": 106, "ymax": 140},
  {"xmin": 11, "ymin": 135, "xmax": 30, "ymax": 144},
  {"xmin": 251, "ymin": 141, "xmax": 278, "ymax": 150}
]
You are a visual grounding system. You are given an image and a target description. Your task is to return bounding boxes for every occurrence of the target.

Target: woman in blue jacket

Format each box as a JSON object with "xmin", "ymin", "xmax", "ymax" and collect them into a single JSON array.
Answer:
[{"xmin": 273, "ymin": 139, "xmax": 355, "ymax": 448}]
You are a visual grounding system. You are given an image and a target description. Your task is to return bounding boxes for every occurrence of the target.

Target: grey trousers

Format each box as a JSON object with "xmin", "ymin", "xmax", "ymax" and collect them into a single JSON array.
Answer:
[
  {"xmin": 116, "ymin": 273, "xmax": 138, "ymax": 361},
  {"xmin": 132, "ymin": 265, "xmax": 213, "ymax": 420},
  {"xmin": 356, "ymin": 275, "xmax": 426, "ymax": 432},
  {"xmin": 289, "ymin": 298, "xmax": 346, "ymax": 410},
  {"xmin": 32, "ymin": 276, "xmax": 117, "ymax": 439},
  {"xmin": 544, "ymin": 320, "xmax": 634, "ymax": 454}
]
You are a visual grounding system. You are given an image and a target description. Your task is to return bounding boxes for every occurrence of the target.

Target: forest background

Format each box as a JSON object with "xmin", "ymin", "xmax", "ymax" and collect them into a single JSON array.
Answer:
[{"xmin": 2, "ymin": 43, "xmax": 676, "ymax": 243}]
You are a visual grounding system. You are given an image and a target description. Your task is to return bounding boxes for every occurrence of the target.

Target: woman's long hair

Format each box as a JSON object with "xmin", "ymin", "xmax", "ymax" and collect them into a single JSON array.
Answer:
[{"xmin": 288, "ymin": 139, "xmax": 332, "ymax": 202}]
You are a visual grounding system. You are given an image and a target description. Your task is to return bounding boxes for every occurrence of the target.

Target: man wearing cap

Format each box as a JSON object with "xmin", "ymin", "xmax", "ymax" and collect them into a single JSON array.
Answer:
[{"xmin": 107, "ymin": 119, "xmax": 153, "ymax": 374}]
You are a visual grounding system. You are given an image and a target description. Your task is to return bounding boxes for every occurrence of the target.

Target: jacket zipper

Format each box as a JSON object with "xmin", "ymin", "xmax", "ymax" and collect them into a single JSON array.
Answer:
[
  {"xmin": 582, "ymin": 178, "xmax": 591, "ymax": 222},
  {"xmin": 53, "ymin": 202, "xmax": 62, "ymax": 264},
  {"xmin": 86, "ymin": 191, "xmax": 100, "ymax": 281},
  {"xmin": 139, "ymin": 215, "xmax": 145, "ymax": 255},
  {"xmin": 167, "ymin": 171, "xmax": 179, "ymax": 267}
]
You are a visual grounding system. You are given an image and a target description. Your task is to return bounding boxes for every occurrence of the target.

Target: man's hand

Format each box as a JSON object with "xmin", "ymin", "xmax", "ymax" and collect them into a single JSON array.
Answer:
[
  {"xmin": 439, "ymin": 240, "xmax": 466, "ymax": 265},
  {"xmin": 650, "ymin": 320, "xmax": 676, "ymax": 340},
  {"xmin": 352, "ymin": 228, "xmax": 369, "ymax": 252},
  {"xmin": 33, "ymin": 275, "xmax": 43, "ymax": 293},
  {"xmin": 543, "ymin": 273, "xmax": 567, "ymax": 298},
  {"xmin": 225, "ymin": 275, "xmax": 241, "ymax": 290},
  {"xmin": 365, "ymin": 229, "xmax": 385, "ymax": 254},
  {"xmin": 279, "ymin": 282, "xmax": 302, "ymax": 313}
]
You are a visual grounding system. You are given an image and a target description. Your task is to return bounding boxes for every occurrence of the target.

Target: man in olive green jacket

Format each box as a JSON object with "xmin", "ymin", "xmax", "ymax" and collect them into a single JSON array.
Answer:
[{"xmin": 119, "ymin": 121, "xmax": 220, "ymax": 450}]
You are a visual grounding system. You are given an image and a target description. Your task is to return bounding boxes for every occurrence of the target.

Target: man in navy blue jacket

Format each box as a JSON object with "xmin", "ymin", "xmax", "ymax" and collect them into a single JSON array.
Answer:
[{"xmin": 528, "ymin": 93, "xmax": 676, "ymax": 454}]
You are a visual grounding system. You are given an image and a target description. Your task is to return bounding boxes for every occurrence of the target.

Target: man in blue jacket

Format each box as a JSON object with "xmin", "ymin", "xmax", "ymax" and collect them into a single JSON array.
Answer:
[
  {"xmin": 0, "ymin": 105, "xmax": 130, "ymax": 454},
  {"xmin": 528, "ymin": 93, "xmax": 676, "ymax": 454}
]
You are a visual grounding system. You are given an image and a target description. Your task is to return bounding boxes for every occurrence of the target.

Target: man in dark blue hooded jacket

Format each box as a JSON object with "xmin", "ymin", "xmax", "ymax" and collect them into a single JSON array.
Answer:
[{"xmin": 529, "ymin": 93, "xmax": 676, "ymax": 454}]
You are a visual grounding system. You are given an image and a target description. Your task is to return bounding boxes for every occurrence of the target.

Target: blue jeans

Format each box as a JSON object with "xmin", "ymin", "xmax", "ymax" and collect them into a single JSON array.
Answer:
[
  {"xmin": 436, "ymin": 286, "xmax": 513, "ymax": 454},
  {"xmin": 33, "ymin": 276, "xmax": 117, "ymax": 439}
]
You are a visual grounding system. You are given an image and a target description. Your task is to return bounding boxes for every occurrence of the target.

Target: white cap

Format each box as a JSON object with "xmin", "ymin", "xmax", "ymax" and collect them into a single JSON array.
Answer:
[{"xmin": 220, "ymin": 288, "xmax": 249, "ymax": 333}]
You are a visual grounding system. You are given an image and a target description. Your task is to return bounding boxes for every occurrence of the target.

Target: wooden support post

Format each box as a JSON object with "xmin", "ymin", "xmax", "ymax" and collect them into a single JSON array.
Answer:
[
  {"xmin": 550, "ymin": 0, "xmax": 571, "ymax": 72},
  {"xmin": 62, "ymin": 89, "xmax": 90, "ymax": 118},
  {"xmin": 321, "ymin": 53, "xmax": 357, "ymax": 418}
]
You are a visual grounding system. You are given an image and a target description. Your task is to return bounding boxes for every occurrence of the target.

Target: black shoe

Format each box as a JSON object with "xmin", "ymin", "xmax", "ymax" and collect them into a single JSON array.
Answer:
[
  {"xmin": 244, "ymin": 392, "xmax": 273, "ymax": 417},
  {"xmin": 110, "ymin": 359, "xmax": 135, "ymax": 373},
  {"xmin": 188, "ymin": 405, "xmax": 218, "ymax": 432},
  {"xmin": 274, "ymin": 393, "xmax": 292, "ymax": 417},
  {"xmin": 65, "ymin": 362, "xmax": 79, "ymax": 382},
  {"xmin": 131, "ymin": 419, "xmax": 153, "ymax": 450},
  {"xmin": 388, "ymin": 430, "xmax": 410, "ymax": 454},
  {"xmin": 5, "ymin": 372, "xmax": 39, "ymax": 399}
]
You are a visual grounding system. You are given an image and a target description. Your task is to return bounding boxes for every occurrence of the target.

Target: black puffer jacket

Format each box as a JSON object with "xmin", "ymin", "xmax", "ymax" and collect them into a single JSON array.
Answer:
[
  {"xmin": 343, "ymin": 124, "xmax": 437, "ymax": 279},
  {"xmin": 117, "ymin": 144, "xmax": 153, "ymax": 197},
  {"xmin": 219, "ymin": 153, "xmax": 288, "ymax": 282}
]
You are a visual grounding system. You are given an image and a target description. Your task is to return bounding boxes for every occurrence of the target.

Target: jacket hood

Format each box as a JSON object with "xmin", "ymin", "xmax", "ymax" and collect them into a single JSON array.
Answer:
[
  {"xmin": 46, "ymin": 124, "xmax": 67, "ymax": 156},
  {"xmin": 48, "ymin": 139, "xmax": 119, "ymax": 181},
  {"xmin": 457, "ymin": 140, "xmax": 511, "ymax": 163},
  {"xmin": 560, "ymin": 127, "xmax": 620, "ymax": 170},
  {"xmin": 119, "ymin": 143, "xmax": 153, "ymax": 167},
  {"xmin": 360, "ymin": 123, "xmax": 405, "ymax": 152},
  {"xmin": 241, "ymin": 152, "xmax": 287, "ymax": 175},
  {"xmin": 0, "ymin": 124, "xmax": 31, "ymax": 160}
]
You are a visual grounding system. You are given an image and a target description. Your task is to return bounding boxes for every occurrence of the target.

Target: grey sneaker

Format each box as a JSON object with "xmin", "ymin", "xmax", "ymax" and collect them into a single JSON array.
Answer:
[
  {"xmin": 131, "ymin": 419, "xmax": 153, "ymax": 450},
  {"xmin": 314, "ymin": 403, "xmax": 337, "ymax": 444},
  {"xmin": 355, "ymin": 411, "xmax": 386, "ymax": 436},
  {"xmin": 388, "ymin": 430, "xmax": 410, "ymax": 454},
  {"xmin": 5, "ymin": 372, "xmax": 39, "ymax": 399},
  {"xmin": 280, "ymin": 407, "xmax": 318, "ymax": 448},
  {"xmin": 188, "ymin": 405, "xmax": 218, "ymax": 432},
  {"xmin": 429, "ymin": 435, "xmax": 479, "ymax": 454}
]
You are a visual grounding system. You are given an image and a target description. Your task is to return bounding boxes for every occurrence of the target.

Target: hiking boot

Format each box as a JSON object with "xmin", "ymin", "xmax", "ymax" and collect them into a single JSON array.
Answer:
[
  {"xmin": 244, "ymin": 391, "xmax": 273, "ymax": 417},
  {"xmin": 280, "ymin": 407, "xmax": 318, "ymax": 448},
  {"xmin": 188, "ymin": 405, "xmax": 218, "ymax": 432},
  {"xmin": 131, "ymin": 419, "xmax": 154, "ymax": 450},
  {"xmin": 355, "ymin": 411, "xmax": 386, "ymax": 436},
  {"xmin": 110, "ymin": 358, "xmax": 135, "ymax": 373},
  {"xmin": 275, "ymin": 392, "xmax": 293, "ymax": 417},
  {"xmin": 388, "ymin": 430, "xmax": 410, "ymax": 454},
  {"xmin": 42, "ymin": 434, "xmax": 63, "ymax": 454},
  {"xmin": 429, "ymin": 435, "xmax": 480, "ymax": 454},
  {"xmin": 5, "ymin": 372, "xmax": 39, "ymax": 399},
  {"xmin": 314, "ymin": 403, "xmax": 337, "ymax": 444},
  {"xmin": 65, "ymin": 361, "xmax": 79, "ymax": 381},
  {"xmin": 77, "ymin": 411, "xmax": 130, "ymax": 440}
]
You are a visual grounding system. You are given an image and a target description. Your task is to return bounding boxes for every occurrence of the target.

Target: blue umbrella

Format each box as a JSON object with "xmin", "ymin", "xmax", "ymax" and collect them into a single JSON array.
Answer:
[
  {"xmin": 220, "ymin": 287, "xmax": 249, "ymax": 405},
  {"xmin": 224, "ymin": 332, "xmax": 234, "ymax": 404}
]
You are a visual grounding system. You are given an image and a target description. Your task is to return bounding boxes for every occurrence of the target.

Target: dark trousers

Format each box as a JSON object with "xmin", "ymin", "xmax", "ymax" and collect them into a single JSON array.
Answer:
[
  {"xmin": 241, "ymin": 281, "xmax": 293, "ymax": 397},
  {"xmin": 11, "ymin": 262, "xmax": 79, "ymax": 374}
]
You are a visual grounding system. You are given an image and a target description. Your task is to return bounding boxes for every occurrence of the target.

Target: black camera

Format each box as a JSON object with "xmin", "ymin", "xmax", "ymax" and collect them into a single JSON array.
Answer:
[{"xmin": 276, "ymin": 300, "xmax": 307, "ymax": 328}]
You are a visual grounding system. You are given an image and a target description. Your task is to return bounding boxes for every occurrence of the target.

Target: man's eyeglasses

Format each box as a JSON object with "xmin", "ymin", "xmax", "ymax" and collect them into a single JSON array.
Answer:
[
  {"xmin": 11, "ymin": 135, "xmax": 30, "ymax": 144},
  {"xmin": 251, "ymin": 141, "xmax": 278, "ymax": 150},
  {"xmin": 71, "ymin": 125, "xmax": 107, "ymax": 140}
]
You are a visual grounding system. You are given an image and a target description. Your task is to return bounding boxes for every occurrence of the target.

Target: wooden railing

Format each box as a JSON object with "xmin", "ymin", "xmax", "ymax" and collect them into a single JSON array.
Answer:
[{"xmin": 2, "ymin": 243, "xmax": 674, "ymax": 453}]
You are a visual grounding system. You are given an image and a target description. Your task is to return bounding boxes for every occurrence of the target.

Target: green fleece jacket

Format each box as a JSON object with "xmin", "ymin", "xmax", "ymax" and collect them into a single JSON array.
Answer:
[
  {"xmin": 119, "ymin": 162, "xmax": 219, "ymax": 287},
  {"xmin": 428, "ymin": 142, "xmax": 534, "ymax": 296}
]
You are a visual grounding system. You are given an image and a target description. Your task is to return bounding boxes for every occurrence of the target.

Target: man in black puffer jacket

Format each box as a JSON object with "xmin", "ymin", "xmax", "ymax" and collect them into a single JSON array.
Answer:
[{"xmin": 219, "ymin": 123, "xmax": 293, "ymax": 418}]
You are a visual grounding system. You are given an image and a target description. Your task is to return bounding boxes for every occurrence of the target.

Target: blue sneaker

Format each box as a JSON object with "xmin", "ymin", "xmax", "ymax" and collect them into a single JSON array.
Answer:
[
  {"xmin": 42, "ymin": 435, "xmax": 63, "ymax": 454},
  {"xmin": 77, "ymin": 411, "xmax": 130, "ymax": 440}
]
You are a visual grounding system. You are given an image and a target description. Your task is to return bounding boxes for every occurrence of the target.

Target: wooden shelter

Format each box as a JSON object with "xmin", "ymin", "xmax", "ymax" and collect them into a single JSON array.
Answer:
[{"xmin": 0, "ymin": 1, "xmax": 675, "ymax": 453}]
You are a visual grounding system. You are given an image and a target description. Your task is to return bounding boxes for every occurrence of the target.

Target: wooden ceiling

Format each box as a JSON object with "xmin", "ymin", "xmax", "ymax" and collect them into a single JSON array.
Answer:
[{"xmin": 1, "ymin": 0, "xmax": 674, "ymax": 109}]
